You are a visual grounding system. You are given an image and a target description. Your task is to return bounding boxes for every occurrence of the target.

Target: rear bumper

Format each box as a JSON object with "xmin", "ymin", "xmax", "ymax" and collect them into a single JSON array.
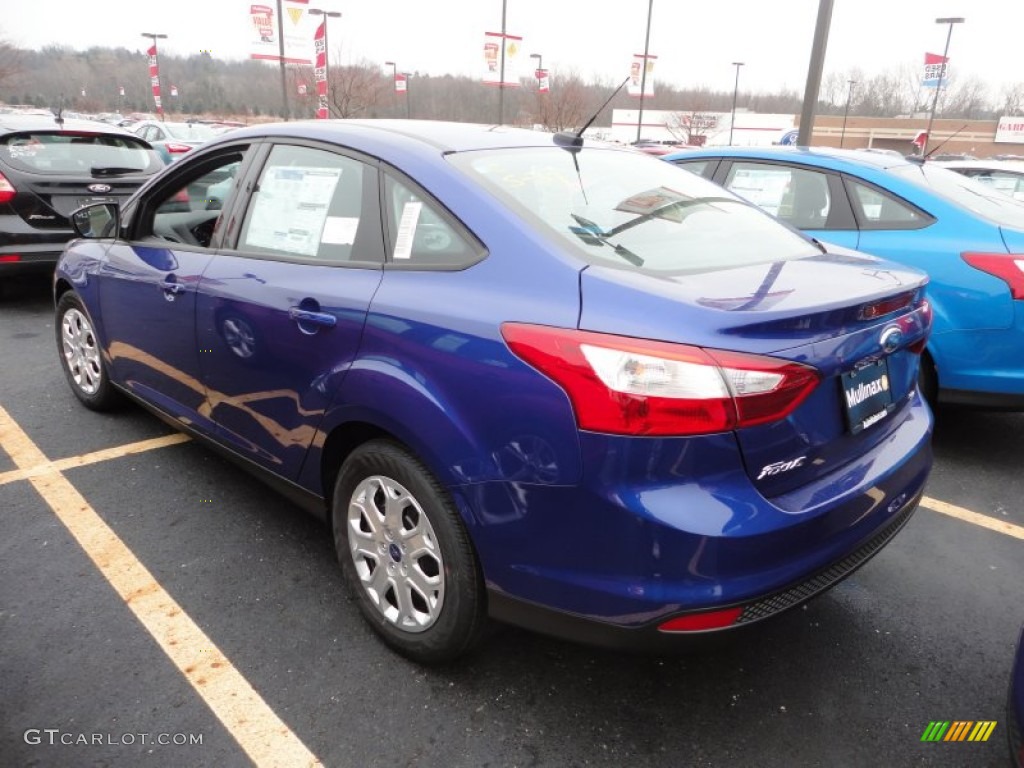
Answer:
[
  {"xmin": 0, "ymin": 242, "xmax": 67, "ymax": 274},
  {"xmin": 466, "ymin": 393, "xmax": 933, "ymax": 644},
  {"xmin": 488, "ymin": 489, "xmax": 921, "ymax": 650}
]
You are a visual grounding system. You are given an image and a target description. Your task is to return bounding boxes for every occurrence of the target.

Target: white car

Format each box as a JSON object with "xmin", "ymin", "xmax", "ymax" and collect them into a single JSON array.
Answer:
[{"xmin": 932, "ymin": 159, "xmax": 1024, "ymax": 202}]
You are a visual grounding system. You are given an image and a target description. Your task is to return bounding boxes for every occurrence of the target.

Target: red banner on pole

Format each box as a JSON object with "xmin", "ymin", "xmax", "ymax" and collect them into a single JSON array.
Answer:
[
  {"xmin": 147, "ymin": 44, "xmax": 163, "ymax": 116},
  {"xmin": 314, "ymin": 20, "xmax": 328, "ymax": 118},
  {"xmin": 395, "ymin": 73, "xmax": 407, "ymax": 94}
]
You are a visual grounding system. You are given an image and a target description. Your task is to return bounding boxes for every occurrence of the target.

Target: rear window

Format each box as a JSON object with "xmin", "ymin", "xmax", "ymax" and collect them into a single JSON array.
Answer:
[
  {"xmin": 0, "ymin": 131, "xmax": 158, "ymax": 175},
  {"xmin": 447, "ymin": 146, "xmax": 819, "ymax": 275},
  {"xmin": 162, "ymin": 123, "xmax": 218, "ymax": 142},
  {"xmin": 891, "ymin": 162, "xmax": 1024, "ymax": 229}
]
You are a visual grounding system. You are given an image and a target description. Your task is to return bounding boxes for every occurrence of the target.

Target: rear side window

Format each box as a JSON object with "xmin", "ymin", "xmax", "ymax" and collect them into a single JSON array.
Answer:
[
  {"xmin": 724, "ymin": 162, "xmax": 832, "ymax": 229},
  {"xmin": 0, "ymin": 131, "xmax": 158, "ymax": 174},
  {"xmin": 846, "ymin": 178, "xmax": 931, "ymax": 229},
  {"xmin": 237, "ymin": 143, "xmax": 384, "ymax": 264},
  {"xmin": 383, "ymin": 173, "xmax": 484, "ymax": 268}
]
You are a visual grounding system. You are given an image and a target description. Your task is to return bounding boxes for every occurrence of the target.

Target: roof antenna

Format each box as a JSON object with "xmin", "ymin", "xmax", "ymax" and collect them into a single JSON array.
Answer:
[
  {"xmin": 554, "ymin": 77, "xmax": 630, "ymax": 150},
  {"xmin": 908, "ymin": 123, "xmax": 969, "ymax": 164}
]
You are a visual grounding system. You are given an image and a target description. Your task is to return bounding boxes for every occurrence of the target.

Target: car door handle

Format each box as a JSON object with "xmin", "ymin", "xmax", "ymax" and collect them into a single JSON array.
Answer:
[
  {"xmin": 162, "ymin": 282, "xmax": 186, "ymax": 294},
  {"xmin": 288, "ymin": 307, "xmax": 336, "ymax": 327}
]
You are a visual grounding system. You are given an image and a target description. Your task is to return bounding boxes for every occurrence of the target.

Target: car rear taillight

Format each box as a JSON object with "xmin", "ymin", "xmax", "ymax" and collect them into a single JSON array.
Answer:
[
  {"xmin": 962, "ymin": 252, "xmax": 1024, "ymax": 299},
  {"xmin": 501, "ymin": 324, "xmax": 820, "ymax": 436},
  {"xmin": 0, "ymin": 171, "xmax": 16, "ymax": 204},
  {"xmin": 165, "ymin": 143, "xmax": 194, "ymax": 154},
  {"xmin": 0, "ymin": 254, "xmax": 21, "ymax": 262}
]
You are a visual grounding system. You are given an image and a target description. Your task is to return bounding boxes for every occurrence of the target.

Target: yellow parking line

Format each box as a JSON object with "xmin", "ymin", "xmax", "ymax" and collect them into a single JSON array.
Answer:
[
  {"xmin": 0, "ymin": 433, "xmax": 191, "ymax": 487},
  {"xmin": 921, "ymin": 495, "xmax": 1024, "ymax": 540},
  {"xmin": 0, "ymin": 406, "xmax": 321, "ymax": 768}
]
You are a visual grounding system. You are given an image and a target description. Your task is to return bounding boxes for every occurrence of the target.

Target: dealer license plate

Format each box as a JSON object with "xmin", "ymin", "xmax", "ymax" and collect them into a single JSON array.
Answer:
[{"xmin": 841, "ymin": 358, "xmax": 895, "ymax": 434}]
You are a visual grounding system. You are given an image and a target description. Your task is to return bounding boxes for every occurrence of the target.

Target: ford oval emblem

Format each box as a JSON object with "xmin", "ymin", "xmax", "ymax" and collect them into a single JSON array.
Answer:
[
  {"xmin": 87, "ymin": 183, "xmax": 112, "ymax": 194},
  {"xmin": 880, "ymin": 326, "xmax": 902, "ymax": 354}
]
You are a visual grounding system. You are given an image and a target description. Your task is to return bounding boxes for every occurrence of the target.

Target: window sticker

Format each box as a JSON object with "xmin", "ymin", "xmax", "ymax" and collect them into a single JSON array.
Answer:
[
  {"xmin": 244, "ymin": 166, "xmax": 342, "ymax": 256},
  {"xmin": 321, "ymin": 216, "xmax": 359, "ymax": 245},
  {"xmin": 393, "ymin": 201, "xmax": 423, "ymax": 260}
]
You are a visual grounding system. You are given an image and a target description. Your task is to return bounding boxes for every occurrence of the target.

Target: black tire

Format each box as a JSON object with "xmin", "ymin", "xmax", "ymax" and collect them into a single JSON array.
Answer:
[
  {"xmin": 55, "ymin": 292, "xmax": 122, "ymax": 411},
  {"xmin": 332, "ymin": 439, "xmax": 486, "ymax": 664}
]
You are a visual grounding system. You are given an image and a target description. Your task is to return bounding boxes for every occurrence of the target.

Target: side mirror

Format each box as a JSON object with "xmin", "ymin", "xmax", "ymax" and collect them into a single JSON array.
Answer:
[{"xmin": 71, "ymin": 203, "xmax": 120, "ymax": 239}]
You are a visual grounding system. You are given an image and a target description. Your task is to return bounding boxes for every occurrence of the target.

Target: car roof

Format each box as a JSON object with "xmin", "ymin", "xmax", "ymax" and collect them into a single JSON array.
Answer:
[
  {"xmin": 216, "ymin": 119, "xmax": 585, "ymax": 155},
  {"xmin": 0, "ymin": 112, "xmax": 136, "ymax": 136},
  {"xmin": 664, "ymin": 144, "xmax": 918, "ymax": 172}
]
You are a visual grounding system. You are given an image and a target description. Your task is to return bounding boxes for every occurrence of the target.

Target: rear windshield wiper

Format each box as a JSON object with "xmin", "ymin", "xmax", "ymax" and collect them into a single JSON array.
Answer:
[
  {"xmin": 569, "ymin": 214, "xmax": 644, "ymax": 267},
  {"xmin": 91, "ymin": 166, "xmax": 143, "ymax": 177}
]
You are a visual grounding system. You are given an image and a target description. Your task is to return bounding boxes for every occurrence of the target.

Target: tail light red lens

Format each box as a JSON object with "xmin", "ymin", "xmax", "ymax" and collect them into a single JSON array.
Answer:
[
  {"xmin": 501, "ymin": 323, "xmax": 820, "ymax": 436},
  {"xmin": 962, "ymin": 252, "xmax": 1024, "ymax": 300},
  {"xmin": 0, "ymin": 171, "xmax": 16, "ymax": 204},
  {"xmin": 0, "ymin": 254, "xmax": 21, "ymax": 262},
  {"xmin": 165, "ymin": 143, "xmax": 194, "ymax": 154}
]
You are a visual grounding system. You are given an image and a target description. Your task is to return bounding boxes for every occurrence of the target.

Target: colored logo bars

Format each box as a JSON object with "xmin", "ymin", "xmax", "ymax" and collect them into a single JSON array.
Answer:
[{"xmin": 920, "ymin": 720, "xmax": 997, "ymax": 742}]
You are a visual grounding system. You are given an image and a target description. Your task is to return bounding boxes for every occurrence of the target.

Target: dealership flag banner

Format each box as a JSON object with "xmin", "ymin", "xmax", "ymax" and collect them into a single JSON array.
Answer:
[
  {"xmin": 482, "ymin": 32, "xmax": 522, "ymax": 86},
  {"xmin": 314, "ymin": 19, "xmax": 328, "ymax": 118},
  {"xmin": 922, "ymin": 52, "xmax": 948, "ymax": 88},
  {"xmin": 395, "ymin": 73, "xmax": 408, "ymax": 94},
  {"xmin": 627, "ymin": 54, "xmax": 656, "ymax": 98},
  {"xmin": 147, "ymin": 45, "xmax": 163, "ymax": 116},
  {"xmin": 536, "ymin": 69, "xmax": 550, "ymax": 93},
  {"xmin": 249, "ymin": 0, "xmax": 314, "ymax": 65}
]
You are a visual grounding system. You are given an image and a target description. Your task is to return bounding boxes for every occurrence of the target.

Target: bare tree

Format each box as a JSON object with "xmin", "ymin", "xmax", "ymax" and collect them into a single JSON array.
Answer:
[
  {"xmin": 0, "ymin": 37, "xmax": 20, "ymax": 88},
  {"xmin": 529, "ymin": 70, "xmax": 590, "ymax": 132},
  {"xmin": 1001, "ymin": 82, "xmax": 1024, "ymax": 115}
]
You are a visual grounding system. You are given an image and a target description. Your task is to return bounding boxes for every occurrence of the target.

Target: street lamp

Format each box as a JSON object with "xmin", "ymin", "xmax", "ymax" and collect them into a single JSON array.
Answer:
[
  {"xmin": 729, "ymin": 61, "xmax": 744, "ymax": 146},
  {"xmin": 635, "ymin": 0, "xmax": 654, "ymax": 144},
  {"xmin": 384, "ymin": 60, "xmax": 400, "ymax": 117},
  {"xmin": 922, "ymin": 16, "xmax": 965, "ymax": 157},
  {"xmin": 140, "ymin": 32, "xmax": 167, "ymax": 119},
  {"xmin": 529, "ymin": 52, "xmax": 543, "ymax": 88},
  {"xmin": 309, "ymin": 8, "xmax": 341, "ymax": 116},
  {"xmin": 402, "ymin": 72, "xmax": 412, "ymax": 119},
  {"xmin": 840, "ymin": 79, "xmax": 856, "ymax": 148}
]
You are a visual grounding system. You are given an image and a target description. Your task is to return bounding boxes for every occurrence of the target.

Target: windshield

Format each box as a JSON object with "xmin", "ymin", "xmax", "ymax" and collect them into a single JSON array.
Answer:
[
  {"xmin": 891, "ymin": 162, "xmax": 1024, "ymax": 229},
  {"xmin": 0, "ymin": 131, "xmax": 158, "ymax": 175},
  {"xmin": 447, "ymin": 146, "xmax": 820, "ymax": 275}
]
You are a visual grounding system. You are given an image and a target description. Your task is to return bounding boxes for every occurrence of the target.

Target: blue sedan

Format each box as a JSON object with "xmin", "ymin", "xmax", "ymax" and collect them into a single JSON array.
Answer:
[
  {"xmin": 666, "ymin": 147, "xmax": 1024, "ymax": 409},
  {"xmin": 55, "ymin": 121, "xmax": 932, "ymax": 662}
]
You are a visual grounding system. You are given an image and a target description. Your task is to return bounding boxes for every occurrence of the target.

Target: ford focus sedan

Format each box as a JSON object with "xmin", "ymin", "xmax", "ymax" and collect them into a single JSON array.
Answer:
[
  {"xmin": 666, "ymin": 146, "xmax": 1024, "ymax": 409},
  {"xmin": 55, "ymin": 121, "xmax": 932, "ymax": 662}
]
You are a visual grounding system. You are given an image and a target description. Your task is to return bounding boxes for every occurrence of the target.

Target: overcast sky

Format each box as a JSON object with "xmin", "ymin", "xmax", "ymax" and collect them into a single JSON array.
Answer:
[{"xmin": 4, "ymin": 1, "xmax": 1018, "ymax": 96}]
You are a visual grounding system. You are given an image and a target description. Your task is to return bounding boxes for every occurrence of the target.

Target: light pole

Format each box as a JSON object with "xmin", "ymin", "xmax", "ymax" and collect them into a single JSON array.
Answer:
[
  {"xmin": 923, "ymin": 16, "xmax": 965, "ymax": 157},
  {"xmin": 402, "ymin": 72, "xmax": 412, "ymax": 119},
  {"xmin": 530, "ymin": 52, "xmax": 542, "ymax": 89},
  {"xmin": 840, "ymin": 79, "xmax": 856, "ymax": 147},
  {"xmin": 729, "ymin": 61, "xmax": 744, "ymax": 146},
  {"xmin": 635, "ymin": 0, "xmax": 654, "ymax": 144},
  {"xmin": 384, "ymin": 60, "xmax": 399, "ymax": 117},
  {"xmin": 309, "ymin": 8, "xmax": 341, "ymax": 116},
  {"xmin": 140, "ymin": 32, "xmax": 167, "ymax": 120}
]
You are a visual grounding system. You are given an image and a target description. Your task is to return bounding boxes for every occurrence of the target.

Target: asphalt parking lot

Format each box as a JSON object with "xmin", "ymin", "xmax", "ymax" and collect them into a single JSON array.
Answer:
[{"xmin": 1, "ymin": 272, "xmax": 1021, "ymax": 768}]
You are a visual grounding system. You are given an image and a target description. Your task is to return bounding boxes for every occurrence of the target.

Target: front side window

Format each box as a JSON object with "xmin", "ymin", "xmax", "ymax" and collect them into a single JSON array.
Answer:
[
  {"xmin": 448, "ymin": 146, "xmax": 819, "ymax": 275},
  {"xmin": 144, "ymin": 151, "xmax": 246, "ymax": 249},
  {"xmin": 238, "ymin": 144, "xmax": 382, "ymax": 264}
]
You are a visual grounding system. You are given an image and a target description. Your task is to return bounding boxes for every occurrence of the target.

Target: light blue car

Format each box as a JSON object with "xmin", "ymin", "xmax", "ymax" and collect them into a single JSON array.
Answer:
[{"xmin": 666, "ymin": 147, "xmax": 1024, "ymax": 408}]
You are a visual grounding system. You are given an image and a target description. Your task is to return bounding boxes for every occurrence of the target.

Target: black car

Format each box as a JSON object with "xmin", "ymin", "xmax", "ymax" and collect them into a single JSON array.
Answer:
[{"xmin": 0, "ymin": 113, "xmax": 163, "ymax": 278}]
